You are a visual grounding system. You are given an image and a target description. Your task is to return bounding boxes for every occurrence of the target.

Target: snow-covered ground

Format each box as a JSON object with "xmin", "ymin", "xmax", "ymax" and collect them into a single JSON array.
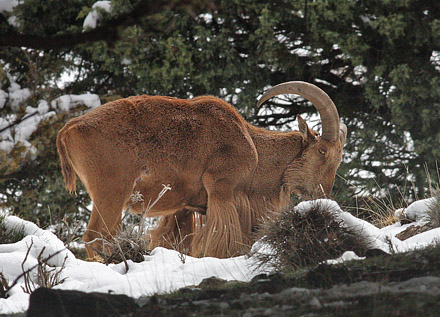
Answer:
[
  {"xmin": 0, "ymin": 215, "xmax": 266, "ymax": 314},
  {"xmin": 1, "ymin": 198, "xmax": 440, "ymax": 314}
]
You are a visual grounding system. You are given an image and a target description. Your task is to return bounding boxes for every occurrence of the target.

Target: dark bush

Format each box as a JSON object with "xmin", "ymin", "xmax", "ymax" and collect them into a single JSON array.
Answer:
[{"xmin": 255, "ymin": 201, "xmax": 372, "ymax": 272}]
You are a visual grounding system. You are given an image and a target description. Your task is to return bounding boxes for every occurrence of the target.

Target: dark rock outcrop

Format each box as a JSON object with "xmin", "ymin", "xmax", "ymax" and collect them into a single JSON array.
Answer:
[{"xmin": 27, "ymin": 288, "xmax": 139, "ymax": 317}]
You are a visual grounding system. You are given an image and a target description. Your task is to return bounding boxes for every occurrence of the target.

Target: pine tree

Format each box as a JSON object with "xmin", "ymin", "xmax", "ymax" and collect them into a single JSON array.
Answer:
[{"xmin": 1, "ymin": 0, "xmax": 439, "ymax": 228}]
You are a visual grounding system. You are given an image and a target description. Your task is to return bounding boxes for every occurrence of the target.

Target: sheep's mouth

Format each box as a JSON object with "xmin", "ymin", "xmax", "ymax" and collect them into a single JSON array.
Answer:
[{"xmin": 293, "ymin": 186, "xmax": 330, "ymax": 201}]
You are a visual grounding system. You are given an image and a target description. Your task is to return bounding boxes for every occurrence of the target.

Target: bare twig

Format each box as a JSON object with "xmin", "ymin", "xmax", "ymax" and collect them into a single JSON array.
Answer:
[{"xmin": 4, "ymin": 240, "xmax": 68, "ymax": 296}]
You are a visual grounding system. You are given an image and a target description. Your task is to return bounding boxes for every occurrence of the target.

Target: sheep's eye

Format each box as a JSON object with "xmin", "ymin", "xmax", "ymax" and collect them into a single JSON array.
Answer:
[{"xmin": 318, "ymin": 148, "xmax": 326, "ymax": 156}]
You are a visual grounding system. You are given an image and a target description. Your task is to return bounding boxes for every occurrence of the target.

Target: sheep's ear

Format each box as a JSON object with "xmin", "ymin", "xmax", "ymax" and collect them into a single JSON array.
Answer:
[{"xmin": 298, "ymin": 115, "xmax": 315, "ymax": 143}]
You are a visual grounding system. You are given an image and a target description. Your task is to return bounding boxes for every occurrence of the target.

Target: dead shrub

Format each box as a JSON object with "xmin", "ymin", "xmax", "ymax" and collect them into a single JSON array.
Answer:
[
  {"xmin": 355, "ymin": 195, "xmax": 401, "ymax": 228},
  {"xmin": 255, "ymin": 201, "xmax": 371, "ymax": 272},
  {"xmin": 21, "ymin": 240, "xmax": 67, "ymax": 294}
]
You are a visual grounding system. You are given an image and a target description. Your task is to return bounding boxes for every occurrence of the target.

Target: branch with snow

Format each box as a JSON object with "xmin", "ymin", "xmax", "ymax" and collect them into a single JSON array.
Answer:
[
  {"xmin": 0, "ymin": 0, "xmax": 19, "ymax": 13},
  {"xmin": 0, "ymin": 1, "xmax": 212, "ymax": 49},
  {"xmin": 83, "ymin": 1, "xmax": 112, "ymax": 30},
  {"xmin": 0, "ymin": 78, "xmax": 101, "ymax": 154}
]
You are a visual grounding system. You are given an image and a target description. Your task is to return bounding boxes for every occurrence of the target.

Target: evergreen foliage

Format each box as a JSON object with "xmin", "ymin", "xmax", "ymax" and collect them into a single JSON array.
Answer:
[
  {"xmin": 1, "ymin": 0, "xmax": 439, "ymax": 225},
  {"xmin": 0, "ymin": 215, "xmax": 25, "ymax": 244}
]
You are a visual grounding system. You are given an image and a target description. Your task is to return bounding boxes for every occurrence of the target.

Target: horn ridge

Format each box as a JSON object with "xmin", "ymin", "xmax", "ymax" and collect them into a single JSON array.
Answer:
[{"xmin": 257, "ymin": 81, "xmax": 340, "ymax": 142}]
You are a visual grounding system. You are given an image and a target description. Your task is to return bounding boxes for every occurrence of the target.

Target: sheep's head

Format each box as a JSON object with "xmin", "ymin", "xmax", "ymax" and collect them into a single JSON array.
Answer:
[{"xmin": 258, "ymin": 81, "xmax": 347, "ymax": 199}]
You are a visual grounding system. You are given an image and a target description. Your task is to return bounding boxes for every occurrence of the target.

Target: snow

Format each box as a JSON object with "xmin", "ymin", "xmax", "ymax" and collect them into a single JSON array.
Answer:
[
  {"xmin": 0, "ymin": 89, "xmax": 7, "ymax": 109},
  {"xmin": 1, "ymin": 198, "xmax": 439, "ymax": 314},
  {"xmin": 8, "ymin": 88, "xmax": 31, "ymax": 112},
  {"xmin": 399, "ymin": 198, "xmax": 434, "ymax": 222},
  {"xmin": 83, "ymin": 1, "xmax": 112, "ymax": 30},
  {"xmin": 51, "ymin": 93, "xmax": 101, "ymax": 112},
  {"xmin": 295, "ymin": 199, "xmax": 440, "ymax": 253},
  {"xmin": 121, "ymin": 58, "xmax": 132, "ymax": 65},
  {"xmin": 37, "ymin": 100, "xmax": 49, "ymax": 115},
  {"xmin": 7, "ymin": 14, "xmax": 18, "ymax": 27},
  {"xmin": 0, "ymin": 216, "xmax": 265, "ymax": 314},
  {"xmin": 326, "ymin": 251, "xmax": 365, "ymax": 265},
  {"xmin": 13, "ymin": 110, "xmax": 40, "ymax": 148},
  {"xmin": 0, "ymin": 0, "xmax": 19, "ymax": 13},
  {"xmin": 0, "ymin": 108, "xmax": 52, "ymax": 152},
  {"xmin": 0, "ymin": 80, "xmax": 99, "ymax": 154}
]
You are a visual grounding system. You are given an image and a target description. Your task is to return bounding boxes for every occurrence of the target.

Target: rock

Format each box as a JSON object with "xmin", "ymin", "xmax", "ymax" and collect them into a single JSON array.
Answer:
[
  {"xmin": 197, "ymin": 276, "xmax": 228, "ymax": 289},
  {"xmin": 27, "ymin": 287, "xmax": 139, "ymax": 317}
]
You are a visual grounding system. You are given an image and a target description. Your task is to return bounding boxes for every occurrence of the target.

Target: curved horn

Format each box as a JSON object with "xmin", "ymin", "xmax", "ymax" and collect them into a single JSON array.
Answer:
[{"xmin": 257, "ymin": 81, "xmax": 340, "ymax": 142}]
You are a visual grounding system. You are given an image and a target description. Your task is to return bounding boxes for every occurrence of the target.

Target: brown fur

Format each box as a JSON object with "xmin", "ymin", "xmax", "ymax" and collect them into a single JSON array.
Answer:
[{"xmin": 57, "ymin": 94, "xmax": 345, "ymax": 258}]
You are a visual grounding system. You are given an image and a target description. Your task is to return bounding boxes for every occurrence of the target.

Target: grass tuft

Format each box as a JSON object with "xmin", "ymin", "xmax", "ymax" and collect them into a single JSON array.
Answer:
[{"xmin": 359, "ymin": 196, "xmax": 401, "ymax": 228}]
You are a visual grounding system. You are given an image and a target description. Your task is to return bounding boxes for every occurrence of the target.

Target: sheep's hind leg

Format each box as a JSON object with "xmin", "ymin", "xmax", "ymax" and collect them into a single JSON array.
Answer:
[
  {"xmin": 83, "ymin": 189, "xmax": 130, "ymax": 259},
  {"xmin": 148, "ymin": 209, "xmax": 196, "ymax": 254}
]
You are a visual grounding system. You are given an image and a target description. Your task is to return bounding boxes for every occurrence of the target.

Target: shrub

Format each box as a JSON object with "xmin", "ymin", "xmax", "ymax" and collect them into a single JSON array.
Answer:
[
  {"xmin": 21, "ymin": 241, "xmax": 67, "ymax": 294},
  {"xmin": 255, "ymin": 201, "xmax": 371, "ymax": 273}
]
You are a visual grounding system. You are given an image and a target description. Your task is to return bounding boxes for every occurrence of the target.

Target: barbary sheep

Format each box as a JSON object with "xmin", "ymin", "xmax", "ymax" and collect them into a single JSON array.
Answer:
[{"xmin": 57, "ymin": 81, "xmax": 347, "ymax": 258}]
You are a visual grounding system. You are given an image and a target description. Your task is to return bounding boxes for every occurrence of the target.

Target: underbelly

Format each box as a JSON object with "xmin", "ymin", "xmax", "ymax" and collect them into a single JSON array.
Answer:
[
  {"xmin": 128, "ymin": 203, "xmax": 206, "ymax": 217},
  {"xmin": 125, "ymin": 165, "xmax": 208, "ymax": 216},
  {"xmin": 125, "ymin": 184, "xmax": 207, "ymax": 217}
]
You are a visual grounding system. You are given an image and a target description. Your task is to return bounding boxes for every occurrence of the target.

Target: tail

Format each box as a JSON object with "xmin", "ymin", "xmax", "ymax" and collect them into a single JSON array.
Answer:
[{"xmin": 56, "ymin": 123, "xmax": 77, "ymax": 194}]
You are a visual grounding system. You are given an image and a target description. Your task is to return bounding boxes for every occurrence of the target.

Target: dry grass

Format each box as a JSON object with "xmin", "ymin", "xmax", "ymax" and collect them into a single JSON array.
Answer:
[
  {"xmin": 355, "ymin": 195, "xmax": 402, "ymax": 228},
  {"xmin": 340, "ymin": 164, "xmax": 439, "ymax": 228},
  {"xmin": 255, "ymin": 201, "xmax": 372, "ymax": 272}
]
